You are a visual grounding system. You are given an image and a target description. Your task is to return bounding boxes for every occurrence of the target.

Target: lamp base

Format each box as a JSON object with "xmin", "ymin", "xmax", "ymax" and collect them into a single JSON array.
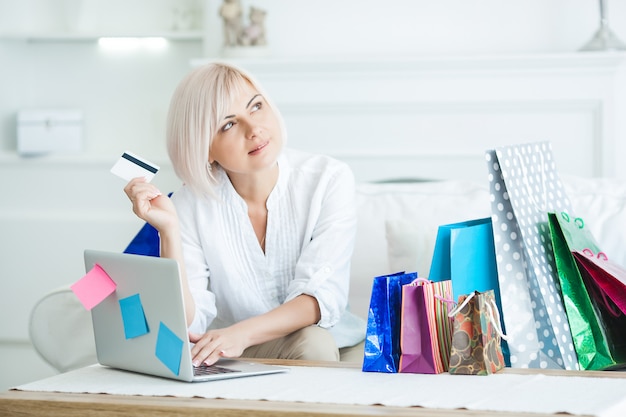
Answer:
[{"xmin": 580, "ymin": 25, "xmax": 626, "ymax": 51}]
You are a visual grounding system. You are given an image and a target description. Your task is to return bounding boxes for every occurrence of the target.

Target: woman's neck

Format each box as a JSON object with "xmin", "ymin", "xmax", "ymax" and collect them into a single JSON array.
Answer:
[{"xmin": 227, "ymin": 162, "xmax": 279, "ymax": 206}]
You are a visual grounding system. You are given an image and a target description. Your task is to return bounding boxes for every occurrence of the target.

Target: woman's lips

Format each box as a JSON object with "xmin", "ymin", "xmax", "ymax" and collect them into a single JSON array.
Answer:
[{"xmin": 248, "ymin": 141, "xmax": 269, "ymax": 155}]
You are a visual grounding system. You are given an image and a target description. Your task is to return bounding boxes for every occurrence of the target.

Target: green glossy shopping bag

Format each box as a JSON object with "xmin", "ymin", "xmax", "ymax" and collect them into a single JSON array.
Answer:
[{"xmin": 548, "ymin": 212, "xmax": 615, "ymax": 370}]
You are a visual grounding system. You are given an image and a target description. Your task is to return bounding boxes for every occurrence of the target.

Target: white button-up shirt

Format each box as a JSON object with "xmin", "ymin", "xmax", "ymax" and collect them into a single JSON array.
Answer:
[{"xmin": 171, "ymin": 149, "xmax": 366, "ymax": 348}]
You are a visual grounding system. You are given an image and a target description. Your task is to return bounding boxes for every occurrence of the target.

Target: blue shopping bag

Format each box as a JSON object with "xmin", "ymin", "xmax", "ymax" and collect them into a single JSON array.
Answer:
[
  {"xmin": 362, "ymin": 271, "xmax": 417, "ymax": 373},
  {"xmin": 123, "ymin": 192, "xmax": 173, "ymax": 257},
  {"xmin": 123, "ymin": 222, "xmax": 160, "ymax": 257},
  {"xmin": 428, "ymin": 218, "xmax": 509, "ymax": 365}
]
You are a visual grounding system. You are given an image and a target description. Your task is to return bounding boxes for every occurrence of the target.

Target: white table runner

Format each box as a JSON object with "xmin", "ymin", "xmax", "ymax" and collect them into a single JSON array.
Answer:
[{"xmin": 14, "ymin": 365, "xmax": 626, "ymax": 416}]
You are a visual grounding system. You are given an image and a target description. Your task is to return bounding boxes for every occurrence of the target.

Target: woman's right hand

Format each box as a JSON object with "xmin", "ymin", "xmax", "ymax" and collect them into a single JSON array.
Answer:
[{"xmin": 124, "ymin": 177, "xmax": 178, "ymax": 232}]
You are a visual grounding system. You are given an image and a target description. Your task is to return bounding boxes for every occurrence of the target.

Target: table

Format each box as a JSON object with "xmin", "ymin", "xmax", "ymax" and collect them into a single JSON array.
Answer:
[{"xmin": 2, "ymin": 359, "xmax": 626, "ymax": 417}]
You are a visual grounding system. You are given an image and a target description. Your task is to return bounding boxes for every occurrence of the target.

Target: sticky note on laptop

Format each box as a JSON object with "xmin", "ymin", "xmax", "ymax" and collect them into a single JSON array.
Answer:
[
  {"xmin": 110, "ymin": 151, "xmax": 160, "ymax": 182},
  {"xmin": 155, "ymin": 322, "xmax": 183, "ymax": 376},
  {"xmin": 71, "ymin": 264, "xmax": 117, "ymax": 310},
  {"xmin": 119, "ymin": 294, "xmax": 150, "ymax": 339}
]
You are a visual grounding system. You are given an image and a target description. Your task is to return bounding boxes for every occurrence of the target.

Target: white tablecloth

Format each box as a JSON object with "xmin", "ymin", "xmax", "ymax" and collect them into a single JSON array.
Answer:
[{"xmin": 14, "ymin": 365, "xmax": 626, "ymax": 416}]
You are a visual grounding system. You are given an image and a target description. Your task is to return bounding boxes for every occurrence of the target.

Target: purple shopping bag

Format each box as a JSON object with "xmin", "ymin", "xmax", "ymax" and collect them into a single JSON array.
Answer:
[{"xmin": 399, "ymin": 278, "xmax": 453, "ymax": 374}]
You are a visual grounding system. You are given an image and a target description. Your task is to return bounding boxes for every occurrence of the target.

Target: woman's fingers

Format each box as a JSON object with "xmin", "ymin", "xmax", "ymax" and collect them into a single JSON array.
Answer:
[
  {"xmin": 125, "ymin": 178, "xmax": 161, "ymax": 201},
  {"xmin": 190, "ymin": 332, "xmax": 234, "ymax": 366},
  {"xmin": 123, "ymin": 177, "xmax": 146, "ymax": 198},
  {"xmin": 123, "ymin": 178, "xmax": 163, "ymax": 218},
  {"xmin": 191, "ymin": 335, "xmax": 221, "ymax": 366}
]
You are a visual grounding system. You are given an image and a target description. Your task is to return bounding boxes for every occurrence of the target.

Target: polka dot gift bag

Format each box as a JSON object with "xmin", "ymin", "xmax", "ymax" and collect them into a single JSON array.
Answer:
[{"xmin": 485, "ymin": 141, "xmax": 578, "ymax": 370}]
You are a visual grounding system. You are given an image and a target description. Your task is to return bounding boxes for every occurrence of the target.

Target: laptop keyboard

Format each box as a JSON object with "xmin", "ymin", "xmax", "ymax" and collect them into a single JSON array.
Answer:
[{"xmin": 193, "ymin": 363, "xmax": 242, "ymax": 376}]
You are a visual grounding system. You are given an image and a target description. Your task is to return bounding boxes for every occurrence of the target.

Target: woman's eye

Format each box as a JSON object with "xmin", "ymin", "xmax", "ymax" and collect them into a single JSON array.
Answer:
[
  {"xmin": 222, "ymin": 121, "xmax": 234, "ymax": 132},
  {"xmin": 251, "ymin": 102, "xmax": 262, "ymax": 112}
]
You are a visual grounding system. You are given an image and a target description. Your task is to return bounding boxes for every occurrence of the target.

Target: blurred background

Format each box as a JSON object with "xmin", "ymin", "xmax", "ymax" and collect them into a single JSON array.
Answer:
[{"xmin": 1, "ymin": 0, "xmax": 625, "ymax": 390}]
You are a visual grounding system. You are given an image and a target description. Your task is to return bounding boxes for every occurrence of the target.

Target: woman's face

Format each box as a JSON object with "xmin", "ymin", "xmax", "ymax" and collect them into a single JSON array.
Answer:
[{"xmin": 209, "ymin": 82, "xmax": 283, "ymax": 176}]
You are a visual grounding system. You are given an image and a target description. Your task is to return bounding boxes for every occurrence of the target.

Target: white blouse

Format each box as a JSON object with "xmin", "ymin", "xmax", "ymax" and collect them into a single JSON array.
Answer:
[{"xmin": 171, "ymin": 148, "xmax": 366, "ymax": 348}]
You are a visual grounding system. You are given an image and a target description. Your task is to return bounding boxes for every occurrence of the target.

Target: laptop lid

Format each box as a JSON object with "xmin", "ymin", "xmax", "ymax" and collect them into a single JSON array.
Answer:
[{"xmin": 84, "ymin": 249, "xmax": 288, "ymax": 382}]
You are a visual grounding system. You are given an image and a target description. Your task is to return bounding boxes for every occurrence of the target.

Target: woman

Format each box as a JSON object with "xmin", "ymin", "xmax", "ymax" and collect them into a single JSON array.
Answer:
[{"xmin": 124, "ymin": 62, "xmax": 365, "ymax": 367}]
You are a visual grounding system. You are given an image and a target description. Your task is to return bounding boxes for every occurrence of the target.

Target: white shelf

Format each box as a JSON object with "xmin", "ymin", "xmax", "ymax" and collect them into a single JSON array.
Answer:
[
  {"xmin": 0, "ymin": 31, "xmax": 204, "ymax": 42},
  {"xmin": 191, "ymin": 51, "xmax": 626, "ymax": 75},
  {"xmin": 0, "ymin": 152, "xmax": 171, "ymax": 168}
]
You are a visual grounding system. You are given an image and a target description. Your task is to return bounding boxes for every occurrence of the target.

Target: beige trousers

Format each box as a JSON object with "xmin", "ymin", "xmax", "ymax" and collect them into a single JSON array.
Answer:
[{"xmin": 242, "ymin": 325, "xmax": 364, "ymax": 363}]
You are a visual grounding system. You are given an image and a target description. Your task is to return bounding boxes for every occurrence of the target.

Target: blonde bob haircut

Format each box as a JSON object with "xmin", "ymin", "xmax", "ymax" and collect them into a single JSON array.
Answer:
[{"xmin": 166, "ymin": 62, "xmax": 287, "ymax": 197}]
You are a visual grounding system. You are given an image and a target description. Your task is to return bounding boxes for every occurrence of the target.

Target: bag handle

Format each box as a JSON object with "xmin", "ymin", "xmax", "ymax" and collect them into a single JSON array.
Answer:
[
  {"xmin": 484, "ymin": 298, "xmax": 509, "ymax": 341},
  {"xmin": 447, "ymin": 292, "xmax": 476, "ymax": 317},
  {"xmin": 560, "ymin": 212, "xmax": 585, "ymax": 229},
  {"xmin": 410, "ymin": 278, "xmax": 456, "ymax": 311},
  {"xmin": 435, "ymin": 294, "xmax": 455, "ymax": 304},
  {"xmin": 447, "ymin": 292, "xmax": 509, "ymax": 340},
  {"xmin": 408, "ymin": 277, "xmax": 431, "ymax": 286},
  {"xmin": 582, "ymin": 248, "xmax": 608, "ymax": 261}
]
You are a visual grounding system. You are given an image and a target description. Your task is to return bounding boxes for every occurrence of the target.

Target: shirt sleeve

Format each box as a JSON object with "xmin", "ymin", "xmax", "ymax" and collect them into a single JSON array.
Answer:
[
  {"xmin": 284, "ymin": 162, "xmax": 357, "ymax": 328},
  {"xmin": 171, "ymin": 188, "xmax": 217, "ymax": 334}
]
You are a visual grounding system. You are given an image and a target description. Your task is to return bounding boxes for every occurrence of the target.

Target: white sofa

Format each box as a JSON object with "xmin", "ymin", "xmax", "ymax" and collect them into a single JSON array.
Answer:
[
  {"xmin": 29, "ymin": 175, "xmax": 626, "ymax": 372},
  {"xmin": 349, "ymin": 175, "xmax": 626, "ymax": 321}
]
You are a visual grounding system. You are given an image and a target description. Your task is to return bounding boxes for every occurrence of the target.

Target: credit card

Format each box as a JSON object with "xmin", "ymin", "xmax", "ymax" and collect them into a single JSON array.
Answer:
[{"xmin": 110, "ymin": 151, "xmax": 160, "ymax": 182}]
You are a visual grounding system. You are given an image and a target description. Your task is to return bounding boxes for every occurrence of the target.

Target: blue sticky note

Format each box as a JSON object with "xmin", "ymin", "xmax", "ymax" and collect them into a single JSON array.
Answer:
[
  {"xmin": 119, "ymin": 294, "xmax": 149, "ymax": 339},
  {"xmin": 155, "ymin": 322, "xmax": 183, "ymax": 375}
]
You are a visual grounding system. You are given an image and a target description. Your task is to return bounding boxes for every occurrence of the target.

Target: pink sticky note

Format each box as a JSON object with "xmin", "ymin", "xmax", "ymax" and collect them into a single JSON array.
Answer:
[{"xmin": 71, "ymin": 264, "xmax": 117, "ymax": 310}]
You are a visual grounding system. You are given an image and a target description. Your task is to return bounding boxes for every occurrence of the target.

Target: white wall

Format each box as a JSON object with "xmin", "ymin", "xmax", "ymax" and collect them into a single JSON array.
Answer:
[
  {"xmin": 209, "ymin": 0, "xmax": 626, "ymax": 58},
  {"xmin": 1, "ymin": 0, "xmax": 626, "ymax": 391}
]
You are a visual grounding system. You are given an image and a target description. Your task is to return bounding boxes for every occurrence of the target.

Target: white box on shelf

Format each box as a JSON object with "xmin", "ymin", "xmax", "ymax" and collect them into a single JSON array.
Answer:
[{"xmin": 17, "ymin": 109, "xmax": 83, "ymax": 155}]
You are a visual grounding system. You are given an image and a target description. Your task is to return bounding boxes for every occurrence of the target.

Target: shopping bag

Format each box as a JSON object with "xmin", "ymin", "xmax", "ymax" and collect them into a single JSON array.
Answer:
[
  {"xmin": 428, "ymin": 217, "xmax": 509, "ymax": 364},
  {"xmin": 123, "ymin": 193, "xmax": 173, "ymax": 257},
  {"xmin": 448, "ymin": 290, "xmax": 507, "ymax": 375},
  {"xmin": 573, "ymin": 249, "xmax": 626, "ymax": 365},
  {"xmin": 573, "ymin": 250, "xmax": 626, "ymax": 313},
  {"xmin": 362, "ymin": 271, "xmax": 417, "ymax": 373},
  {"xmin": 398, "ymin": 278, "xmax": 453, "ymax": 374},
  {"xmin": 124, "ymin": 222, "xmax": 160, "ymax": 257},
  {"xmin": 486, "ymin": 141, "xmax": 578, "ymax": 370},
  {"xmin": 548, "ymin": 212, "xmax": 615, "ymax": 370},
  {"xmin": 429, "ymin": 218, "xmax": 500, "ymax": 298}
]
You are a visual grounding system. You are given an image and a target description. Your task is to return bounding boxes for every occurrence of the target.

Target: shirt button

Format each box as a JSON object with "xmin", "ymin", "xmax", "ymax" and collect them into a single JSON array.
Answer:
[{"xmin": 323, "ymin": 266, "xmax": 331, "ymax": 274}]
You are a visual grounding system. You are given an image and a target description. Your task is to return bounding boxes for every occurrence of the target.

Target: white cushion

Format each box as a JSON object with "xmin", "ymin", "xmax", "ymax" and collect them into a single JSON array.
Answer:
[{"xmin": 349, "ymin": 180, "xmax": 490, "ymax": 319}]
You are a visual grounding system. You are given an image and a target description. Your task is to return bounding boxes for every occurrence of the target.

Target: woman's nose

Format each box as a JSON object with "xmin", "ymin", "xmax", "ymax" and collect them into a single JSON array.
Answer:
[{"xmin": 244, "ymin": 121, "xmax": 262, "ymax": 140}]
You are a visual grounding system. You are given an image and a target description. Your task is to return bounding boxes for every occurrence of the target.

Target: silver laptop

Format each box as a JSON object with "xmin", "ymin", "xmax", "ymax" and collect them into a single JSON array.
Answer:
[{"xmin": 84, "ymin": 249, "xmax": 289, "ymax": 382}]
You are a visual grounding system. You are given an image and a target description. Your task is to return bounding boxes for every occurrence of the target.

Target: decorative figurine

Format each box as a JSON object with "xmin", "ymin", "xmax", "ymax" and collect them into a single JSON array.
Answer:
[
  {"xmin": 219, "ymin": 0, "xmax": 243, "ymax": 47},
  {"xmin": 240, "ymin": 7, "xmax": 267, "ymax": 47}
]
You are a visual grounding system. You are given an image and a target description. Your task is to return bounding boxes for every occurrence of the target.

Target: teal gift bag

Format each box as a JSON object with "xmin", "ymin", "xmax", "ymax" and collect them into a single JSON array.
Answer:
[
  {"xmin": 429, "ymin": 218, "xmax": 499, "ymax": 298},
  {"xmin": 428, "ymin": 218, "xmax": 509, "ymax": 365}
]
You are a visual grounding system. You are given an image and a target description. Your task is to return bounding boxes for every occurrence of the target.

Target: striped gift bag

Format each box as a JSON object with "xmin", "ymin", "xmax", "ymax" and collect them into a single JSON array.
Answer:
[{"xmin": 399, "ymin": 278, "xmax": 454, "ymax": 374}]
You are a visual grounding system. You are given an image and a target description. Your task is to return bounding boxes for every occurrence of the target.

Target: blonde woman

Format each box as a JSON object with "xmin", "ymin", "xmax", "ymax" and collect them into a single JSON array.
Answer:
[{"xmin": 124, "ymin": 62, "xmax": 365, "ymax": 367}]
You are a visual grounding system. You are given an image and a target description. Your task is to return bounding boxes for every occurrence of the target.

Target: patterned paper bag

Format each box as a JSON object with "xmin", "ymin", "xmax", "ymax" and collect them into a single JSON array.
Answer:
[
  {"xmin": 448, "ymin": 290, "xmax": 506, "ymax": 375},
  {"xmin": 485, "ymin": 141, "xmax": 578, "ymax": 370}
]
